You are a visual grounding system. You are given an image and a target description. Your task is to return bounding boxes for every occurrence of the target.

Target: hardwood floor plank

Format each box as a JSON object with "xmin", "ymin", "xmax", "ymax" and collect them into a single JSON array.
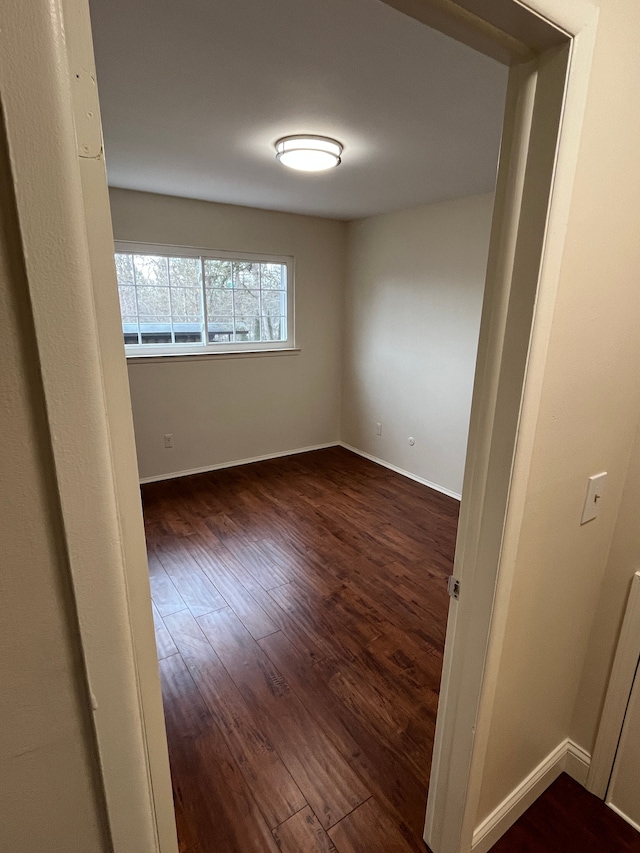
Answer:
[
  {"xmin": 144, "ymin": 449, "xmax": 631, "ymax": 853},
  {"xmin": 148, "ymin": 550, "xmax": 187, "ymax": 617},
  {"xmin": 162, "ymin": 506, "xmax": 197, "ymax": 537},
  {"xmin": 154, "ymin": 538, "xmax": 227, "ymax": 617},
  {"xmin": 198, "ymin": 608, "xmax": 370, "ymax": 829},
  {"xmin": 315, "ymin": 656, "xmax": 434, "ymax": 787},
  {"xmin": 340, "ymin": 556, "xmax": 448, "ymax": 651},
  {"xmin": 143, "ymin": 448, "xmax": 457, "ymax": 851},
  {"xmin": 266, "ymin": 579, "xmax": 438, "ymax": 773},
  {"xmin": 200, "ymin": 511, "xmax": 243, "ymax": 542},
  {"xmin": 327, "ymin": 798, "xmax": 418, "ymax": 853},
  {"xmin": 491, "ymin": 773, "xmax": 640, "ymax": 852},
  {"xmin": 225, "ymin": 538, "xmax": 292, "ymax": 589},
  {"xmin": 213, "ymin": 546, "xmax": 327, "ymax": 663},
  {"xmin": 151, "ymin": 600, "xmax": 179, "ymax": 660},
  {"xmin": 159, "ymin": 653, "xmax": 281, "ymax": 853},
  {"xmin": 164, "ymin": 608, "xmax": 306, "ymax": 828},
  {"xmin": 174, "ymin": 795, "xmax": 200, "ymax": 853},
  {"xmin": 257, "ymin": 536, "xmax": 342, "ymax": 598},
  {"xmin": 273, "ymin": 806, "xmax": 338, "ymax": 853},
  {"xmin": 259, "ymin": 629, "xmax": 429, "ymax": 846},
  {"xmin": 184, "ymin": 534, "xmax": 279, "ymax": 639}
]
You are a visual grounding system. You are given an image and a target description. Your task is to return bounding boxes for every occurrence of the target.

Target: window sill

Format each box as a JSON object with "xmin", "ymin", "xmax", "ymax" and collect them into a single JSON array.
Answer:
[{"xmin": 126, "ymin": 347, "xmax": 301, "ymax": 364}]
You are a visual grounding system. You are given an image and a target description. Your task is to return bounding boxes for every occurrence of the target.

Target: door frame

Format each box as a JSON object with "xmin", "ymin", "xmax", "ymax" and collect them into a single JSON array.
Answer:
[
  {"xmin": 587, "ymin": 573, "xmax": 640, "ymax": 798},
  {"xmin": 0, "ymin": 0, "xmax": 597, "ymax": 851},
  {"xmin": 381, "ymin": 4, "xmax": 598, "ymax": 852}
]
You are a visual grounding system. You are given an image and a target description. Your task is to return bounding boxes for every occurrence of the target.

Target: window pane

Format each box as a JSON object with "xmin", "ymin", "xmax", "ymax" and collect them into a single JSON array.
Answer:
[
  {"xmin": 261, "ymin": 263, "xmax": 285, "ymax": 290},
  {"xmin": 171, "ymin": 287, "xmax": 201, "ymax": 318},
  {"xmin": 118, "ymin": 286, "xmax": 137, "ymax": 316},
  {"xmin": 173, "ymin": 319, "xmax": 203, "ymax": 344},
  {"xmin": 234, "ymin": 316, "xmax": 259, "ymax": 342},
  {"xmin": 134, "ymin": 254, "xmax": 169, "ymax": 287},
  {"xmin": 169, "ymin": 257, "xmax": 200, "ymax": 288},
  {"xmin": 204, "ymin": 259, "xmax": 232, "ymax": 289},
  {"xmin": 206, "ymin": 289, "xmax": 233, "ymax": 315},
  {"xmin": 139, "ymin": 318, "xmax": 171, "ymax": 345},
  {"xmin": 207, "ymin": 316, "xmax": 234, "ymax": 342},
  {"xmin": 261, "ymin": 316, "xmax": 284, "ymax": 341},
  {"xmin": 115, "ymin": 253, "xmax": 134, "ymax": 286},
  {"xmin": 261, "ymin": 290, "xmax": 285, "ymax": 317},
  {"xmin": 234, "ymin": 262, "xmax": 260, "ymax": 291},
  {"xmin": 117, "ymin": 250, "xmax": 289, "ymax": 350},
  {"xmin": 139, "ymin": 315, "xmax": 172, "ymax": 325},
  {"xmin": 233, "ymin": 288, "xmax": 260, "ymax": 318},
  {"xmin": 136, "ymin": 286, "xmax": 171, "ymax": 316}
]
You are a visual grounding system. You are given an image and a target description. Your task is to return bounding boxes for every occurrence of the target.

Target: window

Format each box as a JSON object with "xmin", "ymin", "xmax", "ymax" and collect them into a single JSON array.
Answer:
[{"xmin": 114, "ymin": 242, "xmax": 293, "ymax": 356}]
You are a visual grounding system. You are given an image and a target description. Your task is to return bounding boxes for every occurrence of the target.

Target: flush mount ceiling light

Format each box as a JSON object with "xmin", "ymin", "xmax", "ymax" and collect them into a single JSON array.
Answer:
[{"xmin": 275, "ymin": 135, "xmax": 343, "ymax": 172}]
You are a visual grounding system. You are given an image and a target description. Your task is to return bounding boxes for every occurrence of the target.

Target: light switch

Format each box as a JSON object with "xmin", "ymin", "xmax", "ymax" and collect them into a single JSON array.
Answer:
[{"xmin": 581, "ymin": 472, "xmax": 607, "ymax": 524}]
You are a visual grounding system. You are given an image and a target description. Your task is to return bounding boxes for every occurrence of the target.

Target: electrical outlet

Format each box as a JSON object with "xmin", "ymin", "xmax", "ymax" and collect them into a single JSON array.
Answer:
[
  {"xmin": 164, "ymin": 433, "xmax": 173, "ymax": 449},
  {"xmin": 376, "ymin": 422, "xmax": 382, "ymax": 436}
]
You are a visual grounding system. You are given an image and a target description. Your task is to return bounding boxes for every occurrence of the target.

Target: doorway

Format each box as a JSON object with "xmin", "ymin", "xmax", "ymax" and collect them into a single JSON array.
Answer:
[
  {"xmin": 0, "ymin": 0, "xmax": 599, "ymax": 851},
  {"xmin": 90, "ymin": 2, "xmax": 506, "ymax": 847}
]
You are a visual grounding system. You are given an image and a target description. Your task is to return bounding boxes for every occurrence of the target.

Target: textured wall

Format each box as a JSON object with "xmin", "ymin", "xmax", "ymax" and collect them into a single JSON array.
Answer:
[{"xmin": 342, "ymin": 193, "xmax": 493, "ymax": 497}]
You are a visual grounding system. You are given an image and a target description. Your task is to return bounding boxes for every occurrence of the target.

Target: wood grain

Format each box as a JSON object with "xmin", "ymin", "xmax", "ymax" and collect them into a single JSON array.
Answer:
[
  {"xmin": 491, "ymin": 773, "xmax": 640, "ymax": 852},
  {"xmin": 273, "ymin": 806, "xmax": 338, "ymax": 852},
  {"xmin": 142, "ymin": 447, "xmax": 458, "ymax": 852},
  {"xmin": 327, "ymin": 797, "xmax": 417, "ymax": 853},
  {"xmin": 164, "ymin": 607, "xmax": 305, "ymax": 828},
  {"xmin": 146, "ymin": 449, "xmax": 635, "ymax": 852},
  {"xmin": 148, "ymin": 550, "xmax": 186, "ymax": 617},
  {"xmin": 151, "ymin": 599, "xmax": 178, "ymax": 660},
  {"xmin": 184, "ymin": 534, "xmax": 278, "ymax": 639},
  {"xmin": 198, "ymin": 606, "xmax": 370, "ymax": 829},
  {"xmin": 154, "ymin": 537, "xmax": 227, "ymax": 617},
  {"xmin": 159, "ymin": 652, "xmax": 281, "ymax": 853}
]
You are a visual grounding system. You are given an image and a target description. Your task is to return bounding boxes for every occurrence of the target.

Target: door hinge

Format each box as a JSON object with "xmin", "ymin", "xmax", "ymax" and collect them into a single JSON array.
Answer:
[
  {"xmin": 71, "ymin": 67, "xmax": 103, "ymax": 159},
  {"xmin": 447, "ymin": 576, "xmax": 461, "ymax": 600}
]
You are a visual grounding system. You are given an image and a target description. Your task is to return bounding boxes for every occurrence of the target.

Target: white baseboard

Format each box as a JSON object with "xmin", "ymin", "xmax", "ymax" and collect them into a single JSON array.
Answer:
[
  {"xmin": 472, "ymin": 739, "xmax": 592, "ymax": 853},
  {"xmin": 565, "ymin": 740, "xmax": 591, "ymax": 786},
  {"xmin": 338, "ymin": 442, "xmax": 462, "ymax": 501},
  {"xmin": 606, "ymin": 801, "xmax": 640, "ymax": 834},
  {"xmin": 138, "ymin": 442, "xmax": 339, "ymax": 484},
  {"xmin": 139, "ymin": 441, "xmax": 464, "ymax": 498}
]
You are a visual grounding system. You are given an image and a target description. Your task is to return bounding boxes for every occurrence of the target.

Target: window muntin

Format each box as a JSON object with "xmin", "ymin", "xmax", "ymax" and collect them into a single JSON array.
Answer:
[{"xmin": 114, "ymin": 243, "xmax": 292, "ymax": 356}]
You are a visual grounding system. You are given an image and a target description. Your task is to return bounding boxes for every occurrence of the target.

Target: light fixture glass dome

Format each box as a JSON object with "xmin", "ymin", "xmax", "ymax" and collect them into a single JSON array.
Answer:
[{"xmin": 275, "ymin": 135, "xmax": 343, "ymax": 172}]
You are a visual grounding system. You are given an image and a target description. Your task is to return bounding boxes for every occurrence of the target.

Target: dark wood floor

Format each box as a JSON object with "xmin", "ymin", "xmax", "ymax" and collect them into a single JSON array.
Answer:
[
  {"xmin": 494, "ymin": 773, "xmax": 640, "ymax": 852},
  {"xmin": 142, "ymin": 446, "xmax": 457, "ymax": 853},
  {"xmin": 142, "ymin": 446, "xmax": 640, "ymax": 853}
]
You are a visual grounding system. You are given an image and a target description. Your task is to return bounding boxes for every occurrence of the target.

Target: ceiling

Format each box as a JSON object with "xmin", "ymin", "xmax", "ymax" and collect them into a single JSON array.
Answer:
[{"xmin": 89, "ymin": 0, "xmax": 508, "ymax": 220}]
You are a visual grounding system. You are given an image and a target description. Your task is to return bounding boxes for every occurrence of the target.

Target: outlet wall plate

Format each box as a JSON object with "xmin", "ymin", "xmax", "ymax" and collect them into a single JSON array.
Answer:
[{"xmin": 581, "ymin": 472, "xmax": 607, "ymax": 524}]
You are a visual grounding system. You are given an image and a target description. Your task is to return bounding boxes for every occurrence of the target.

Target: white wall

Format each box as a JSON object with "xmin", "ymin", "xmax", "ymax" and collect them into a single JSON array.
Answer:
[
  {"xmin": 115, "ymin": 189, "xmax": 492, "ymax": 490},
  {"xmin": 109, "ymin": 189, "xmax": 347, "ymax": 481},
  {"xmin": 342, "ymin": 193, "xmax": 494, "ymax": 497},
  {"xmin": 475, "ymin": 0, "xmax": 640, "ymax": 825},
  {"xmin": 572, "ymin": 415, "xmax": 640, "ymax": 753}
]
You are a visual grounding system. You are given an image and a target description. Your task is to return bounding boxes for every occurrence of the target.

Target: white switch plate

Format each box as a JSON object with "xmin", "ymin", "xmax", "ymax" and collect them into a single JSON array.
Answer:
[{"xmin": 581, "ymin": 472, "xmax": 607, "ymax": 524}]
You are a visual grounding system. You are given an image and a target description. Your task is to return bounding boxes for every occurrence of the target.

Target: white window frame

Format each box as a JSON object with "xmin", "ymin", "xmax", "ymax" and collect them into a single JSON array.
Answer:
[{"xmin": 115, "ymin": 241, "xmax": 295, "ymax": 357}]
